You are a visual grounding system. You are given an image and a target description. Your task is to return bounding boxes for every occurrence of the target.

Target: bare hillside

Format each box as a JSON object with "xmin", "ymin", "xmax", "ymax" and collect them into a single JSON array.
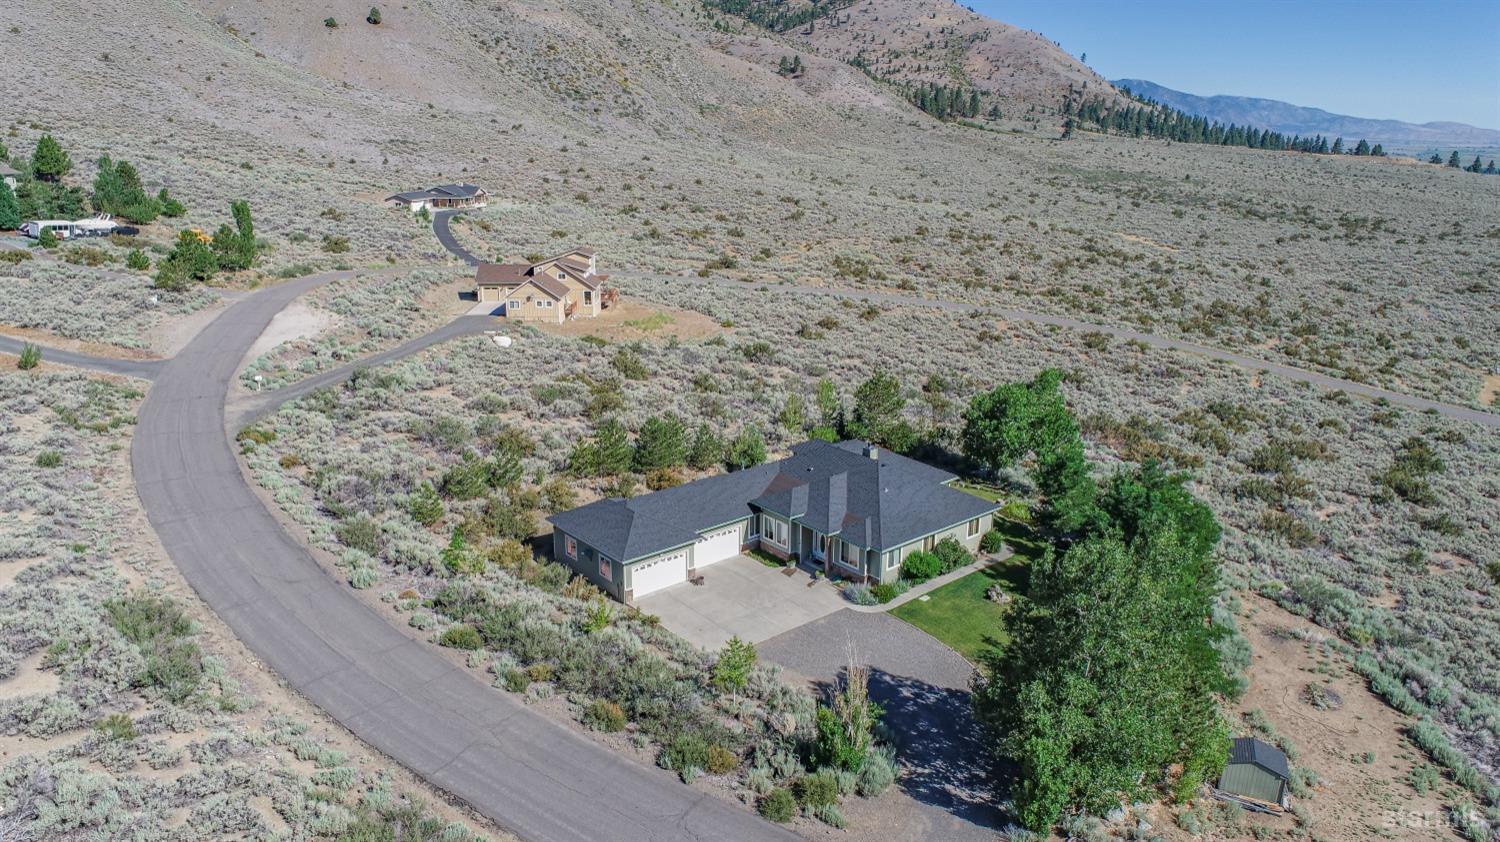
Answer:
[{"xmin": 707, "ymin": 0, "xmax": 1123, "ymax": 114}]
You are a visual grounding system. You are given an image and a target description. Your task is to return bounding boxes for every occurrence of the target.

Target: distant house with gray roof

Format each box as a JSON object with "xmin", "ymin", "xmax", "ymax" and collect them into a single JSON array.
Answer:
[
  {"xmin": 385, "ymin": 183, "xmax": 487, "ymax": 213},
  {"xmin": 548, "ymin": 440, "xmax": 999, "ymax": 603}
]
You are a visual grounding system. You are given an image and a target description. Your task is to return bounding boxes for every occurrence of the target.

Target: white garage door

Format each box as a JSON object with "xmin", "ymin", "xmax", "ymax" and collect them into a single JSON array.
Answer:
[
  {"xmin": 694, "ymin": 525, "xmax": 741, "ymax": 568},
  {"xmin": 631, "ymin": 550, "xmax": 687, "ymax": 597}
]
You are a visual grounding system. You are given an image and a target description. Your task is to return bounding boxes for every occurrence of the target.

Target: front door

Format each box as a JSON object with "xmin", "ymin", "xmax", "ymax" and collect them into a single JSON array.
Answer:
[{"xmin": 811, "ymin": 533, "xmax": 827, "ymax": 562}]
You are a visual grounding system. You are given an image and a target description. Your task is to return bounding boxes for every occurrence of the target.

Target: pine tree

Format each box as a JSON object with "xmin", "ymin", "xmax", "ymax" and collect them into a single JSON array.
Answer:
[
  {"xmin": 1353, "ymin": 139, "xmax": 1371, "ymax": 156},
  {"xmin": 726, "ymin": 426, "xmax": 766, "ymax": 470},
  {"xmin": 0, "ymin": 180, "xmax": 20, "ymax": 231},
  {"xmin": 1330, "ymin": 137, "xmax": 1344, "ymax": 155},
  {"xmin": 594, "ymin": 418, "xmax": 633, "ymax": 476},
  {"xmin": 687, "ymin": 423, "xmax": 723, "ymax": 471},
  {"xmin": 231, "ymin": 200, "xmax": 256, "ymax": 269},
  {"xmin": 1447, "ymin": 150, "xmax": 1461, "ymax": 168},
  {"xmin": 1371, "ymin": 144, "xmax": 1385, "ymax": 157},
  {"xmin": 1486, "ymin": 160, "xmax": 1497, "ymax": 175},
  {"xmin": 633, "ymin": 413, "xmax": 687, "ymax": 471},
  {"xmin": 1468, "ymin": 155, "xmax": 1484, "ymax": 173},
  {"xmin": 30, "ymin": 134, "xmax": 71, "ymax": 181},
  {"xmin": 1428, "ymin": 153, "xmax": 1443, "ymax": 164}
]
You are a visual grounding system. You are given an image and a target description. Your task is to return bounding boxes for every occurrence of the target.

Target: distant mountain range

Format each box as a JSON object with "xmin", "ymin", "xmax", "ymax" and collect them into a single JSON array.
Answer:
[{"xmin": 1112, "ymin": 79, "xmax": 1500, "ymax": 151}]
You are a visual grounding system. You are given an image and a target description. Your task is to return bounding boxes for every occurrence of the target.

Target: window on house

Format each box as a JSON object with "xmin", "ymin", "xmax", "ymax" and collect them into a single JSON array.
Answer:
[
  {"xmin": 599, "ymin": 556, "xmax": 612, "ymax": 581},
  {"xmin": 565, "ymin": 536, "xmax": 577, "ymax": 560},
  {"xmin": 885, "ymin": 550, "xmax": 899, "ymax": 570},
  {"xmin": 584, "ymin": 291, "xmax": 592, "ymax": 304},
  {"xmin": 535, "ymin": 300, "xmax": 543, "ymax": 308},
  {"xmin": 923, "ymin": 535, "xmax": 935, "ymax": 552},
  {"xmin": 510, "ymin": 300, "xmax": 520, "ymax": 309},
  {"xmin": 842, "ymin": 542, "xmax": 860, "ymax": 567},
  {"xmin": 968, "ymin": 518, "xmax": 981, "ymax": 537}
]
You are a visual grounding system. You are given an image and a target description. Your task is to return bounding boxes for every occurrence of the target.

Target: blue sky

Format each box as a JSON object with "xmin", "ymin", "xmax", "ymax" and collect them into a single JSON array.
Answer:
[{"xmin": 972, "ymin": 0, "xmax": 1500, "ymax": 128}]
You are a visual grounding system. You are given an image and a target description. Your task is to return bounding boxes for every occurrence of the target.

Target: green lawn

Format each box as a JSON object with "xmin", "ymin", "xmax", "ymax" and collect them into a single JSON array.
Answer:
[
  {"xmin": 891, "ymin": 555, "xmax": 1027, "ymax": 664},
  {"xmin": 949, "ymin": 479, "xmax": 1004, "ymax": 502}
]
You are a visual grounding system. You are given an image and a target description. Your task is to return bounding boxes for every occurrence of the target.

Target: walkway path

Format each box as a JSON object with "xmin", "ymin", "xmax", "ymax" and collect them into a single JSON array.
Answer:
[
  {"xmin": 614, "ymin": 272, "xmax": 1500, "ymax": 429},
  {"xmin": 131, "ymin": 267, "xmax": 795, "ymax": 842}
]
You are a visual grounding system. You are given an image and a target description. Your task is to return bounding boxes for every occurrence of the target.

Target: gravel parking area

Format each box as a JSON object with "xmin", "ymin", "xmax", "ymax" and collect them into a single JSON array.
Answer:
[{"xmin": 759, "ymin": 610, "xmax": 1005, "ymax": 841}]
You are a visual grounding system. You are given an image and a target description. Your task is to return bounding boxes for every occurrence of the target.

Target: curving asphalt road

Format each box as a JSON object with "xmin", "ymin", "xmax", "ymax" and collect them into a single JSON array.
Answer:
[
  {"xmin": 433, "ymin": 210, "xmax": 484, "ymax": 266},
  {"xmin": 230, "ymin": 314, "xmax": 495, "ymax": 429},
  {"xmin": 614, "ymin": 272, "xmax": 1500, "ymax": 430},
  {"xmin": 131, "ymin": 268, "xmax": 797, "ymax": 842},
  {"xmin": 0, "ymin": 333, "xmax": 162, "ymax": 380}
]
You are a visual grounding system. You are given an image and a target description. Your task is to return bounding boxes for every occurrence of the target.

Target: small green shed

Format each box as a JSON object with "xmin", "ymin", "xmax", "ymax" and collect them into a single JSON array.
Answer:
[{"xmin": 1218, "ymin": 737, "xmax": 1291, "ymax": 808}]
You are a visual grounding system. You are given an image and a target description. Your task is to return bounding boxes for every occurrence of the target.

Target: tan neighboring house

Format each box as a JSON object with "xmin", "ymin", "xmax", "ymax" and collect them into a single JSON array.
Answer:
[{"xmin": 475, "ymin": 247, "xmax": 613, "ymax": 322}]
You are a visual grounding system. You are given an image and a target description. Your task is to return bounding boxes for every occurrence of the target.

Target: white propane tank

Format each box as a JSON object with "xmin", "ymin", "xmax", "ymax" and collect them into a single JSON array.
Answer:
[{"xmin": 493, "ymin": 335, "xmax": 513, "ymax": 348}]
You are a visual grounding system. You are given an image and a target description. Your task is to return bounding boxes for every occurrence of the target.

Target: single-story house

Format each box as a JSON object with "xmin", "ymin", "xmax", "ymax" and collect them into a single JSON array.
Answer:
[
  {"xmin": 0, "ymin": 163, "xmax": 18, "ymax": 189},
  {"xmin": 476, "ymin": 247, "xmax": 612, "ymax": 321},
  {"xmin": 548, "ymin": 439, "xmax": 999, "ymax": 604},
  {"xmin": 385, "ymin": 183, "xmax": 488, "ymax": 213},
  {"xmin": 1217, "ymin": 737, "xmax": 1291, "ymax": 809}
]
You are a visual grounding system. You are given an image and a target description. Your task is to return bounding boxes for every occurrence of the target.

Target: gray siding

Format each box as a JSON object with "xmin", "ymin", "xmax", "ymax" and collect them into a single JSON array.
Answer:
[
  {"xmin": 869, "ymin": 513, "xmax": 994, "ymax": 584},
  {"xmin": 553, "ymin": 529, "xmax": 624, "ymax": 601}
]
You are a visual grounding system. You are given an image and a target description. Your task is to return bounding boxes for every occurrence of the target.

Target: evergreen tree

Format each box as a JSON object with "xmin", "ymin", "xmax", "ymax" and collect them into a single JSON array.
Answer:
[
  {"xmin": 687, "ymin": 423, "xmax": 723, "ymax": 471},
  {"xmin": 1371, "ymin": 144, "xmax": 1385, "ymax": 157},
  {"xmin": 593, "ymin": 418, "xmax": 633, "ymax": 476},
  {"xmin": 93, "ymin": 156, "xmax": 160, "ymax": 223},
  {"xmin": 814, "ymin": 377, "xmax": 842, "ymax": 436},
  {"xmin": 848, "ymin": 370, "xmax": 908, "ymax": 450},
  {"xmin": 726, "ymin": 426, "xmax": 766, "ymax": 471},
  {"xmin": 1353, "ymin": 139, "xmax": 1371, "ymax": 156},
  {"xmin": 1429, "ymin": 153, "xmax": 1444, "ymax": 164},
  {"xmin": 155, "ymin": 230, "xmax": 219, "ymax": 290},
  {"xmin": 231, "ymin": 199, "xmax": 256, "ymax": 268},
  {"xmin": 30, "ymin": 134, "xmax": 71, "ymax": 181},
  {"xmin": 1447, "ymin": 150, "xmax": 1462, "ymax": 168},
  {"xmin": 0, "ymin": 180, "xmax": 20, "ymax": 230},
  {"xmin": 1330, "ymin": 137, "xmax": 1344, "ymax": 154},
  {"xmin": 633, "ymin": 413, "xmax": 687, "ymax": 472},
  {"xmin": 157, "ymin": 187, "xmax": 185, "ymax": 217},
  {"xmin": 1486, "ymin": 160, "xmax": 1497, "ymax": 175},
  {"xmin": 1468, "ymin": 155, "xmax": 1484, "ymax": 173}
]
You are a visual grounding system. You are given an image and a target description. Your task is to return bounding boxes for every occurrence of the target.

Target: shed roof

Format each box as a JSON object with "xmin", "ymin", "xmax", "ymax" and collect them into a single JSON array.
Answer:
[{"xmin": 1227, "ymin": 737, "xmax": 1290, "ymax": 780}]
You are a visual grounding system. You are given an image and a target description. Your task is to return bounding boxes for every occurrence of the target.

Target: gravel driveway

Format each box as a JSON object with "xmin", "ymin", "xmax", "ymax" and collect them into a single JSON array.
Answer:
[{"xmin": 758, "ymin": 610, "xmax": 1007, "ymax": 841}]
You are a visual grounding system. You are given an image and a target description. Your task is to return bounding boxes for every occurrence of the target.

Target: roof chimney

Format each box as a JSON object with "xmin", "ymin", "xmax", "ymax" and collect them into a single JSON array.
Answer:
[{"xmin": 864, "ymin": 444, "xmax": 879, "ymax": 460}]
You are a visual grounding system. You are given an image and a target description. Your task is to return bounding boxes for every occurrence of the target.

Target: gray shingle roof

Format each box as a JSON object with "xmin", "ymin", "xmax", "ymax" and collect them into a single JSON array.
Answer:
[
  {"xmin": 547, "ymin": 440, "xmax": 998, "ymax": 563},
  {"xmin": 387, "ymin": 183, "xmax": 485, "ymax": 202},
  {"xmin": 1227, "ymin": 737, "xmax": 1290, "ymax": 780}
]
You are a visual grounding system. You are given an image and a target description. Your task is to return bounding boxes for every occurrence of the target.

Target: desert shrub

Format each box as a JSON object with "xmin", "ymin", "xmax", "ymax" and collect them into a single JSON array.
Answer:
[
  {"xmin": 900, "ymin": 551, "xmax": 942, "ymax": 582},
  {"xmin": 706, "ymin": 744, "xmax": 739, "ymax": 775},
  {"xmin": 856, "ymin": 745, "xmax": 897, "ymax": 796},
  {"xmin": 979, "ymin": 529, "xmax": 1004, "ymax": 553},
  {"xmin": 105, "ymin": 594, "xmax": 203, "ymax": 703},
  {"xmin": 611, "ymin": 348, "xmax": 649, "ymax": 380},
  {"xmin": 34, "ymin": 449, "xmax": 61, "ymax": 468},
  {"xmin": 438, "ymin": 624, "xmax": 482, "ymax": 651},
  {"xmin": 502, "ymin": 669, "xmax": 528, "ymax": 692},
  {"xmin": 125, "ymin": 248, "xmax": 149, "ymax": 270},
  {"xmin": 336, "ymin": 514, "xmax": 383, "ymax": 556},
  {"xmin": 583, "ymin": 699, "xmax": 625, "ymax": 732},
  {"xmin": 794, "ymin": 771, "xmax": 839, "ymax": 807},
  {"xmin": 17, "ymin": 342, "xmax": 40, "ymax": 370},
  {"xmin": 758, "ymin": 788, "xmax": 795, "ymax": 822},
  {"xmin": 813, "ymin": 803, "xmax": 847, "ymax": 828},
  {"xmin": 94, "ymin": 713, "xmax": 137, "ymax": 741},
  {"xmin": 407, "ymin": 482, "xmax": 444, "ymax": 526},
  {"xmin": 660, "ymin": 733, "xmax": 711, "ymax": 780}
]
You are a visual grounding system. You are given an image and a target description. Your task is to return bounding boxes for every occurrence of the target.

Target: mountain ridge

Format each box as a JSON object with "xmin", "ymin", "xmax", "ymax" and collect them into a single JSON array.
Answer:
[{"xmin": 1113, "ymin": 78, "xmax": 1500, "ymax": 151}]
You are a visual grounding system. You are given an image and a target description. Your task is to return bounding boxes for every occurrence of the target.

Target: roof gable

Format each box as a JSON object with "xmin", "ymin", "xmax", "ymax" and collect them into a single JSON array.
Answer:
[{"xmin": 1227, "ymin": 738, "xmax": 1290, "ymax": 780}]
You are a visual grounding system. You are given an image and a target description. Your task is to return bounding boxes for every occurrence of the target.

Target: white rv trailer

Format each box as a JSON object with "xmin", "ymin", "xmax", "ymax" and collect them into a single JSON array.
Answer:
[{"xmin": 20, "ymin": 214, "xmax": 119, "ymax": 240}]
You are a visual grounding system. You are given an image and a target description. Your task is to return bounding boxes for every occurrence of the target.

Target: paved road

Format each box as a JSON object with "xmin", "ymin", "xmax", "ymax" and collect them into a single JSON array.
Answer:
[
  {"xmin": 759, "ymin": 610, "xmax": 1004, "ymax": 841},
  {"xmin": 132, "ymin": 268, "xmax": 796, "ymax": 842},
  {"xmin": 433, "ymin": 210, "xmax": 484, "ymax": 266},
  {"xmin": 231, "ymin": 315, "xmax": 495, "ymax": 428},
  {"xmin": 614, "ymin": 272, "xmax": 1500, "ymax": 430},
  {"xmin": 0, "ymin": 333, "xmax": 162, "ymax": 379}
]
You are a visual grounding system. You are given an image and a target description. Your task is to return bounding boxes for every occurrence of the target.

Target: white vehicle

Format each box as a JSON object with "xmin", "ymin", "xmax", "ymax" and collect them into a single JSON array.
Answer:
[{"xmin": 20, "ymin": 214, "xmax": 118, "ymax": 240}]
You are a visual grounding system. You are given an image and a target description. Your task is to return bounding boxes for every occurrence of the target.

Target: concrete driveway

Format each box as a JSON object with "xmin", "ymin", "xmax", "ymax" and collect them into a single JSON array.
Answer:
[{"xmin": 634, "ymin": 555, "xmax": 847, "ymax": 649}]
